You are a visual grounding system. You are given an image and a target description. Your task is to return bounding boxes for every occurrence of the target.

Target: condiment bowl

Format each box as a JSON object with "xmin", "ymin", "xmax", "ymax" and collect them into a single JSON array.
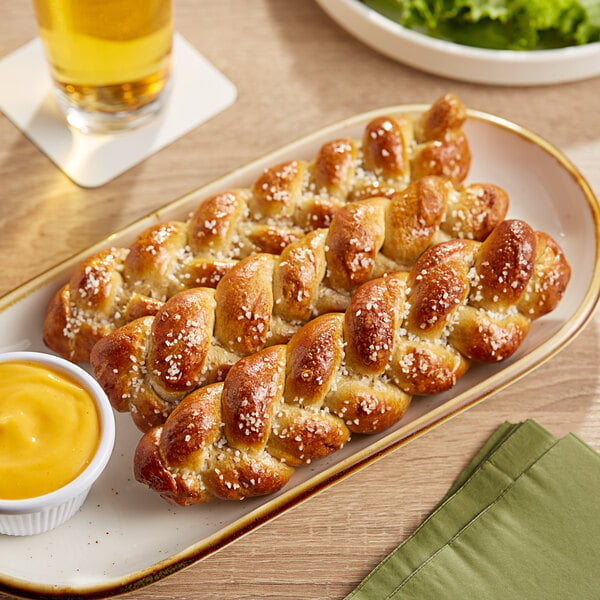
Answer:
[{"xmin": 0, "ymin": 351, "xmax": 115, "ymax": 536}]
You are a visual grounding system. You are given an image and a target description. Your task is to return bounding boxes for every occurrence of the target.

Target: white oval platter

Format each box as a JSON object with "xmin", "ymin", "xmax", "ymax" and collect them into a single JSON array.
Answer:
[{"xmin": 0, "ymin": 105, "xmax": 599, "ymax": 598}]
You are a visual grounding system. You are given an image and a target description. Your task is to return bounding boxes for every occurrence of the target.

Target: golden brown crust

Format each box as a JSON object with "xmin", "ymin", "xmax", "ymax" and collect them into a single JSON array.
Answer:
[
  {"xmin": 314, "ymin": 139, "xmax": 358, "ymax": 197},
  {"xmin": 133, "ymin": 220, "xmax": 570, "ymax": 505},
  {"xmin": 123, "ymin": 222, "xmax": 188, "ymax": 298},
  {"xmin": 343, "ymin": 273, "xmax": 408, "ymax": 375},
  {"xmin": 135, "ymin": 380, "xmax": 297, "ymax": 505},
  {"xmin": 411, "ymin": 131, "xmax": 471, "ymax": 184},
  {"xmin": 325, "ymin": 198, "xmax": 388, "ymax": 290},
  {"xmin": 222, "ymin": 346, "xmax": 286, "ymax": 453},
  {"xmin": 57, "ymin": 173, "xmax": 507, "ymax": 365},
  {"xmin": 42, "ymin": 247, "xmax": 129, "ymax": 363},
  {"xmin": 442, "ymin": 183, "xmax": 509, "ymax": 241},
  {"xmin": 91, "ymin": 181, "xmax": 511, "ymax": 432},
  {"xmin": 89, "ymin": 316, "xmax": 151, "ymax": 413},
  {"xmin": 273, "ymin": 230, "xmax": 328, "ymax": 323},
  {"xmin": 285, "ymin": 314, "xmax": 345, "ymax": 406},
  {"xmin": 383, "ymin": 177, "xmax": 448, "ymax": 265},
  {"xmin": 250, "ymin": 160, "xmax": 306, "ymax": 219},
  {"xmin": 42, "ymin": 286, "xmax": 75, "ymax": 361},
  {"xmin": 214, "ymin": 254, "xmax": 275, "ymax": 356},
  {"xmin": 418, "ymin": 93, "xmax": 467, "ymax": 139},
  {"xmin": 406, "ymin": 239, "xmax": 477, "ymax": 337},
  {"xmin": 518, "ymin": 231, "xmax": 571, "ymax": 319},
  {"xmin": 363, "ymin": 116, "xmax": 411, "ymax": 179},
  {"xmin": 412, "ymin": 93, "xmax": 471, "ymax": 183},
  {"xmin": 43, "ymin": 95, "xmax": 473, "ymax": 363},
  {"xmin": 448, "ymin": 308, "xmax": 530, "ymax": 363},
  {"xmin": 474, "ymin": 218, "xmax": 536, "ymax": 306},
  {"xmin": 159, "ymin": 384, "xmax": 223, "ymax": 467},
  {"xmin": 147, "ymin": 288, "xmax": 216, "ymax": 397},
  {"xmin": 134, "ymin": 427, "xmax": 186, "ymax": 505},
  {"xmin": 187, "ymin": 191, "xmax": 248, "ymax": 256},
  {"xmin": 389, "ymin": 340, "xmax": 469, "ymax": 396}
]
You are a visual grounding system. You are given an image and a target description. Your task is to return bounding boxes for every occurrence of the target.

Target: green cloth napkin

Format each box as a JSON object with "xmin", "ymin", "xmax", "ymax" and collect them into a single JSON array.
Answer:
[{"xmin": 346, "ymin": 420, "xmax": 600, "ymax": 599}]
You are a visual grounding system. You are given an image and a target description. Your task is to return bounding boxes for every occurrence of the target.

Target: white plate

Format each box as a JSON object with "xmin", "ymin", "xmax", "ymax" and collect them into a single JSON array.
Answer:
[
  {"xmin": 0, "ymin": 105, "xmax": 599, "ymax": 598},
  {"xmin": 316, "ymin": 0, "xmax": 600, "ymax": 86}
]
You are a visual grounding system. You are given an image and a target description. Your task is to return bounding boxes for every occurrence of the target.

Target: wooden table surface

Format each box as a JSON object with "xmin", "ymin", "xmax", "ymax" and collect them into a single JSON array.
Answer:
[{"xmin": 1, "ymin": 2, "xmax": 599, "ymax": 599}]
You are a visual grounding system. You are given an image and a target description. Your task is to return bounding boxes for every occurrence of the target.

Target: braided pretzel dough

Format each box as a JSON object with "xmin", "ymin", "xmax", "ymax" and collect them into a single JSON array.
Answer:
[
  {"xmin": 43, "ymin": 94, "xmax": 471, "ymax": 363},
  {"xmin": 90, "ymin": 176, "xmax": 509, "ymax": 431},
  {"xmin": 133, "ymin": 219, "xmax": 570, "ymax": 505}
]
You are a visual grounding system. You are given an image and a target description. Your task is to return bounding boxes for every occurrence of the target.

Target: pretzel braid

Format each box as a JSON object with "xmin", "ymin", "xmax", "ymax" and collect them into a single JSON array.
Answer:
[
  {"xmin": 91, "ymin": 177, "xmax": 509, "ymax": 431},
  {"xmin": 43, "ymin": 94, "xmax": 471, "ymax": 363},
  {"xmin": 133, "ymin": 219, "xmax": 570, "ymax": 505}
]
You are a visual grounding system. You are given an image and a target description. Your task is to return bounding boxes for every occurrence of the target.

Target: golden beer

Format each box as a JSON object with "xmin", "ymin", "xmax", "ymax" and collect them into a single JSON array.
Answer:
[{"xmin": 32, "ymin": 0, "xmax": 173, "ymax": 132}]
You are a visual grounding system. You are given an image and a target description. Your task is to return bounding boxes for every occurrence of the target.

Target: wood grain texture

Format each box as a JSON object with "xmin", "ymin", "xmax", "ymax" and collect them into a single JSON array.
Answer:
[{"xmin": 1, "ymin": 1, "xmax": 599, "ymax": 599}]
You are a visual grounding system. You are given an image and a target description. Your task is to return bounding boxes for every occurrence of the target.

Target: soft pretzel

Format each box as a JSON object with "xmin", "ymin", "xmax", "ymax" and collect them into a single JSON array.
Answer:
[
  {"xmin": 90, "ymin": 176, "xmax": 509, "ymax": 431},
  {"xmin": 132, "ymin": 219, "xmax": 570, "ymax": 505},
  {"xmin": 43, "ymin": 94, "xmax": 471, "ymax": 363}
]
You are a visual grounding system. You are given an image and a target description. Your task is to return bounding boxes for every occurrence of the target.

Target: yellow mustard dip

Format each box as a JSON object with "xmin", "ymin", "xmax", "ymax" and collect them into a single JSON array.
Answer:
[{"xmin": 0, "ymin": 361, "xmax": 100, "ymax": 500}]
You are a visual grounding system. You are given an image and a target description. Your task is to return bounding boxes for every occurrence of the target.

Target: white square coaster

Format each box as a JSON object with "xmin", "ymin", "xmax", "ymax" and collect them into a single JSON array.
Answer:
[{"xmin": 0, "ymin": 34, "xmax": 237, "ymax": 187}]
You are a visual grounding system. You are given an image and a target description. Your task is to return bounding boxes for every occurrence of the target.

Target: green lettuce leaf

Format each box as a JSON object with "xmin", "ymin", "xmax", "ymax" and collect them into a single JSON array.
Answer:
[{"xmin": 363, "ymin": 0, "xmax": 600, "ymax": 50}]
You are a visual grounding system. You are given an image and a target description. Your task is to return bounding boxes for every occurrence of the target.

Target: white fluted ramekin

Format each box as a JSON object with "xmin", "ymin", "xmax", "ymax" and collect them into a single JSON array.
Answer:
[{"xmin": 0, "ymin": 351, "xmax": 115, "ymax": 536}]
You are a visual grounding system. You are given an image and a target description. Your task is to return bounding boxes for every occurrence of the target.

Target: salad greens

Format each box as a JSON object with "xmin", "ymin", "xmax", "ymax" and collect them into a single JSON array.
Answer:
[{"xmin": 362, "ymin": 0, "xmax": 600, "ymax": 50}]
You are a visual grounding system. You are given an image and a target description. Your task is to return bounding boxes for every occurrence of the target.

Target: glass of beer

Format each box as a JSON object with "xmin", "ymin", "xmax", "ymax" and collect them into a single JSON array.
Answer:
[{"xmin": 32, "ymin": 0, "xmax": 173, "ymax": 134}]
